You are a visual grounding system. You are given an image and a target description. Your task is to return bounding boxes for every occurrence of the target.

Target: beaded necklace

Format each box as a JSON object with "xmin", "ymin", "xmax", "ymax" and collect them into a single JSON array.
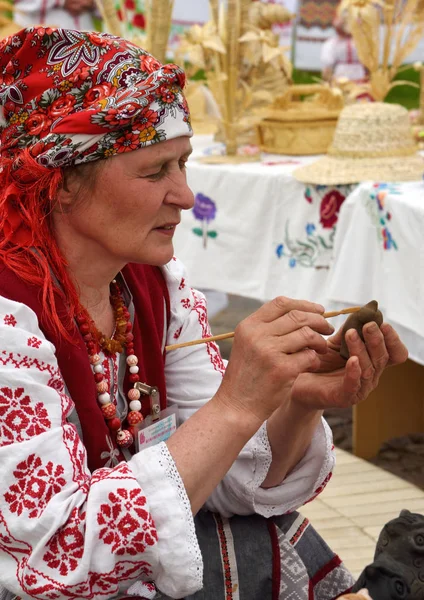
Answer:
[{"xmin": 76, "ymin": 280, "xmax": 144, "ymax": 448}]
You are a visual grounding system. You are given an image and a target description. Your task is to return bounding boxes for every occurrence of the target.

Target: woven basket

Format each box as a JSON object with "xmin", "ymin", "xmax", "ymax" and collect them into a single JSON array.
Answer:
[
  {"xmin": 257, "ymin": 118, "xmax": 337, "ymax": 155},
  {"xmin": 256, "ymin": 84, "xmax": 343, "ymax": 155}
]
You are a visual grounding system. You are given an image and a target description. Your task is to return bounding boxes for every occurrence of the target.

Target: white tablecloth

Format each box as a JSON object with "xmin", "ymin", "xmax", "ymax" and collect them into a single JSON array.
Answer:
[
  {"xmin": 174, "ymin": 137, "xmax": 424, "ymax": 366},
  {"xmin": 326, "ymin": 182, "xmax": 424, "ymax": 366},
  {"xmin": 175, "ymin": 136, "xmax": 353, "ymax": 307}
]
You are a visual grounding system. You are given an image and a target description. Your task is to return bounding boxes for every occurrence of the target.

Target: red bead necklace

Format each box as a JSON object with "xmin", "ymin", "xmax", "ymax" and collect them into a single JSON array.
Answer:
[{"xmin": 76, "ymin": 280, "xmax": 144, "ymax": 448}]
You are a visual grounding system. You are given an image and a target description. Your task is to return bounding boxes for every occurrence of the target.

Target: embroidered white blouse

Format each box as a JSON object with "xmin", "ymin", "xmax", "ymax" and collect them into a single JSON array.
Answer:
[{"xmin": 0, "ymin": 257, "xmax": 335, "ymax": 600}]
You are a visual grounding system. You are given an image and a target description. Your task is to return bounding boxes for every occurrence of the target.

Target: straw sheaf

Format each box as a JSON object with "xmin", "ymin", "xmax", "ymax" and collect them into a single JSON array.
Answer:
[{"xmin": 294, "ymin": 102, "xmax": 424, "ymax": 185}]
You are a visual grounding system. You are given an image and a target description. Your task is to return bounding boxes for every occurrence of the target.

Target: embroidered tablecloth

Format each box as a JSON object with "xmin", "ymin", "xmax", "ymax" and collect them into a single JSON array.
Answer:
[
  {"xmin": 174, "ymin": 135, "xmax": 354, "ymax": 307},
  {"xmin": 326, "ymin": 181, "xmax": 424, "ymax": 366},
  {"xmin": 174, "ymin": 137, "xmax": 424, "ymax": 365}
]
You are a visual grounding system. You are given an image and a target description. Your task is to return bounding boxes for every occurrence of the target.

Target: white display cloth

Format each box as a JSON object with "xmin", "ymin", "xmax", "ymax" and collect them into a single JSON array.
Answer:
[
  {"xmin": 326, "ymin": 181, "xmax": 424, "ymax": 366},
  {"xmin": 174, "ymin": 135, "xmax": 354, "ymax": 308},
  {"xmin": 174, "ymin": 136, "xmax": 424, "ymax": 367}
]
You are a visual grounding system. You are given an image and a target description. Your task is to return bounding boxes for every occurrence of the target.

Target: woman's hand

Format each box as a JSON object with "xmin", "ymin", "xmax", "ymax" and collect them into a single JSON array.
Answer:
[
  {"xmin": 291, "ymin": 321, "xmax": 409, "ymax": 410},
  {"xmin": 215, "ymin": 296, "xmax": 334, "ymax": 427}
]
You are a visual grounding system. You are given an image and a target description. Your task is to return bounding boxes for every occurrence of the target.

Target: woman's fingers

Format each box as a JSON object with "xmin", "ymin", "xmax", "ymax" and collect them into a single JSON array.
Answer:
[
  {"xmin": 276, "ymin": 326, "xmax": 329, "ymax": 355},
  {"xmin": 285, "ymin": 348, "xmax": 321, "ymax": 376},
  {"xmin": 251, "ymin": 296, "xmax": 325, "ymax": 324},
  {"xmin": 342, "ymin": 356, "xmax": 362, "ymax": 401},
  {"xmin": 344, "ymin": 328, "xmax": 375, "ymax": 385},
  {"xmin": 362, "ymin": 322, "xmax": 389, "ymax": 373},
  {"xmin": 272, "ymin": 309, "xmax": 335, "ymax": 338},
  {"xmin": 380, "ymin": 323, "xmax": 409, "ymax": 365}
]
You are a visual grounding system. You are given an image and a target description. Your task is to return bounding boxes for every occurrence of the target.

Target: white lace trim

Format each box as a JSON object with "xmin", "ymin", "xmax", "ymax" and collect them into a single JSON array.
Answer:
[
  {"xmin": 251, "ymin": 418, "xmax": 335, "ymax": 518},
  {"xmin": 128, "ymin": 442, "xmax": 203, "ymax": 597},
  {"xmin": 284, "ymin": 417, "xmax": 335, "ymax": 512},
  {"xmin": 156, "ymin": 443, "xmax": 203, "ymax": 588},
  {"xmin": 314, "ymin": 418, "xmax": 335, "ymax": 490}
]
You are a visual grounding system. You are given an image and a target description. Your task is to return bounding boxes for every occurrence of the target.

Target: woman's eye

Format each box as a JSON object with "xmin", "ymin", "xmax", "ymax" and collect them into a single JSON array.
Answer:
[
  {"xmin": 147, "ymin": 168, "xmax": 165, "ymax": 180},
  {"xmin": 179, "ymin": 160, "xmax": 187, "ymax": 171}
]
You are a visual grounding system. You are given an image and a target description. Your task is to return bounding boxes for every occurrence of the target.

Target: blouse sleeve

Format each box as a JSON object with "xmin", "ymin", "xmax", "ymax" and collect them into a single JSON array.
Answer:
[
  {"xmin": 0, "ymin": 296, "xmax": 202, "ymax": 599},
  {"xmin": 163, "ymin": 258, "xmax": 335, "ymax": 518}
]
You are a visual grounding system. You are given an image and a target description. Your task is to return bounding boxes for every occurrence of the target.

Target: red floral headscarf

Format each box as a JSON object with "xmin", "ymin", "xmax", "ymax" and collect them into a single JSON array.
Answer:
[{"xmin": 0, "ymin": 27, "xmax": 192, "ymax": 168}]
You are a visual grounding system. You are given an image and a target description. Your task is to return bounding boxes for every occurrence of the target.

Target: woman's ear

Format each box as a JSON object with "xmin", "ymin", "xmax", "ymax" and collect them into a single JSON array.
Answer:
[{"xmin": 54, "ymin": 168, "xmax": 81, "ymax": 212}]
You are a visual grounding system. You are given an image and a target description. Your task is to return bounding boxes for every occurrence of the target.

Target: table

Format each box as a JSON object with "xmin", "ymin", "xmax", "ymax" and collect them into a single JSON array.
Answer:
[
  {"xmin": 175, "ymin": 135, "xmax": 354, "ymax": 308},
  {"xmin": 174, "ymin": 137, "xmax": 424, "ymax": 459},
  {"xmin": 326, "ymin": 182, "xmax": 424, "ymax": 459}
]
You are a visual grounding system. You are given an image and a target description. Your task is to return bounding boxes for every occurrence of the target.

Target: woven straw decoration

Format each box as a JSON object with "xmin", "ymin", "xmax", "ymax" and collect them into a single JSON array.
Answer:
[
  {"xmin": 293, "ymin": 102, "xmax": 424, "ymax": 184},
  {"xmin": 340, "ymin": 0, "xmax": 424, "ymax": 101}
]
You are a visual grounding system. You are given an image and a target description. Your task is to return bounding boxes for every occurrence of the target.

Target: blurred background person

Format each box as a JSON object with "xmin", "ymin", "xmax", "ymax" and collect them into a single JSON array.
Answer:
[
  {"xmin": 321, "ymin": 12, "xmax": 366, "ymax": 83},
  {"xmin": 13, "ymin": 0, "xmax": 97, "ymax": 30}
]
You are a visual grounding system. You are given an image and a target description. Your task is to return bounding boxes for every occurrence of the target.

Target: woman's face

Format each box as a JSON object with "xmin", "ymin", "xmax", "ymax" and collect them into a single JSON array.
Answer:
[{"xmin": 57, "ymin": 136, "xmax": 194, "ymax": 267}]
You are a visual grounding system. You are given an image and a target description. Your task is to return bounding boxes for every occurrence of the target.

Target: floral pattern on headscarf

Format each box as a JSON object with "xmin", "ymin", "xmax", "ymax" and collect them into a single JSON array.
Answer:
[{"xmin": 0, "ymin": 28, "xmax": 192, "ymax": 168}]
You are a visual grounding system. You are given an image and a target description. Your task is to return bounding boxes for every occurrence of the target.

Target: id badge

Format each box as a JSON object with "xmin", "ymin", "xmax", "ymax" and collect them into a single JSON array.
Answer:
[
  {"xmin": 133, "ymin": 382, "xmax": 179, "ymax": 452},
  {"xmin": 136, "ymin": 405, "xmax": 179, "ymax": 451}
]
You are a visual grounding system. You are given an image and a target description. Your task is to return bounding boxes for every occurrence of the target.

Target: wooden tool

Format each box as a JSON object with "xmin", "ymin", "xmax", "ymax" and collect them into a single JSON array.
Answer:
[{"xmin": 165, "ymin": 305, "xmax": 361, "ymax": 352}]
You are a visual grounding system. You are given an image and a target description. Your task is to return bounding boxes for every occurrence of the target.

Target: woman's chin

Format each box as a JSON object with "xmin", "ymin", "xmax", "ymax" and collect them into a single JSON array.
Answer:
[{"xmin": 130, "ymin": 245, "xmax": 175, "ymax": 267}]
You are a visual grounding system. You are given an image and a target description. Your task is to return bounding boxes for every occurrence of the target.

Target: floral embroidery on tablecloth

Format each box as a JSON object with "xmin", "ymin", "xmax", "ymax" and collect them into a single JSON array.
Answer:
[
  {"xmin": 365, "ymin": 183, "xmax": 399, "ymax": 250},
  {"xmin": 192, "ymin": 193, "xmax": 218, "ymax": 248},
  {"xmin": 275, "ymin": 185, "xmax": 354, "ymax": 268}
]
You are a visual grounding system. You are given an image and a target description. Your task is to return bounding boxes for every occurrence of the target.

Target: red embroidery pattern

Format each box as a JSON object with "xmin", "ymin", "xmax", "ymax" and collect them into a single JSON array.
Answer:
[
  {"xmin": 60, "ymin": 391, "xmax": 74, "ymax": 425},
  {"xmin": 91, "ymin": 461, "xmax": 137, "ymax": 485},
  {"xmin": 4, "ymin": 454, "xmax": 66, "ymax": 518},
  {"xmin": 43, "ymin": 507, "xmax": 85, "ymax": 576},
  {"xmin": 178, "ymin": 278, "xmax": 186, "ymax": 290},
  {"xmin": 97, "ymin": 487, "xmax": 158, "ymax": 555},
  {"xmin": 173, "ymin": 326, "xmax": 182, "ymax": 340},
  {"xmin": 0, "ymin": 351, "xmax": 61, "ymax": 380},
  {"xmin": 192, "ymin": 290, "xmax": 225, "ymax": 375},
  {"xmin": 180, "ymin": 298, "xmax": 191, "ymax": 309},
  {"xmin": 14, "ymin": 557, "xmax": 153, "ymax": 599},
  {"xmin": 289, "ymin": 517, "xmax": 310, "ymax": 545},
  {"xmin": 304, "ymin": 472, "xmax": 333, "ymax": 505},
  {"xmin": 3, "ymin": 314, "xmax": 17, "ymax": 327},
  {"xmin": 47, "ymin": 374, "xmax": 65, "ymax": 394},
  {"xmin": 0, "ymin": 386, "xmax": 51, "ymax": 447},
  {"xmin": 214, "ymin": 514, "xmax": 234, "ymax": 600},
  {"xmin": 27, "ymin": 337, "xmax": 42, "ymax": 349},
  {"xmin": 62, "ymin": 424, "xmax": 90, "ymax": 493}
]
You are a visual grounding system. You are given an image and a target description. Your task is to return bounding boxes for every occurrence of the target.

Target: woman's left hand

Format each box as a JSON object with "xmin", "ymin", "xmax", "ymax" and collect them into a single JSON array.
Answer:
[{"xmin": 291, "ymin": 321, "xmax": 409, "ymax": 410}]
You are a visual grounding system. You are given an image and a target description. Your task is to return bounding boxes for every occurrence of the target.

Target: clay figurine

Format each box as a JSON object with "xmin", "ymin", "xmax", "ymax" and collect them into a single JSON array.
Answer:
[
  {"xmin": 340, "ymin": 300, "xmax": 383, "ymax": 360},
  {"xmin": 339, "ymin": 590, "xmax": 373, "ymax": 600},
  {"xmin": 352, "ymin": 509, "xmax": 424, "ymax": 600}
]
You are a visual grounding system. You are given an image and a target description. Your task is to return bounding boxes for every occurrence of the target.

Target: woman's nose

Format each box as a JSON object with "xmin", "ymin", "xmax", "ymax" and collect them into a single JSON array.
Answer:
[{"xmin": 168, "ymin": 177, "xmax": 195, "ymax": 210}]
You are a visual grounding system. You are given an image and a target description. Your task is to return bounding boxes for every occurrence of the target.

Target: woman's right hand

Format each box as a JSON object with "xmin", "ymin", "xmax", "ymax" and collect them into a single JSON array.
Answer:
[{"xmin": 215, "ymin": 296, "xmax": 335, "ymax": 427}]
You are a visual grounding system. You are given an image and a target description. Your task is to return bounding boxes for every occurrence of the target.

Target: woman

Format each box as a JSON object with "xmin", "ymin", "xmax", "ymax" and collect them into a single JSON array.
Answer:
[
  {"xmin": 321, "ymin": 14, "xmax": 366, "ymax": 83},
  {"xmin": 0, "ymin": 28, "xmax": 407, "ymax": 599}
]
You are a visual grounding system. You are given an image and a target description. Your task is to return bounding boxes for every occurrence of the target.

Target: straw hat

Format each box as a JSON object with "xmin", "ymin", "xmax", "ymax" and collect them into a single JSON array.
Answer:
[{"xmin": 294, "ymin": 102, "xmax": 424, "ymax": 185}]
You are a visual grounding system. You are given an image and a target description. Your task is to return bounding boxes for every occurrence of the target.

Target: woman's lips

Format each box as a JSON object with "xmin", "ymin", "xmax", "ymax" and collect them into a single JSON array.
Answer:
[{"xmin": 154, "ymin": 223, "xmax": 178, "ymax": 236}]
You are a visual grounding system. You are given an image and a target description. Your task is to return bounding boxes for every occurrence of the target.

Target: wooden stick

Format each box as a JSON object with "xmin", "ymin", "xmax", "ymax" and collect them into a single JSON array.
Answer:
[{"xmin": 165, "ymin": 306, "xmax": 361, "ymax": 352}]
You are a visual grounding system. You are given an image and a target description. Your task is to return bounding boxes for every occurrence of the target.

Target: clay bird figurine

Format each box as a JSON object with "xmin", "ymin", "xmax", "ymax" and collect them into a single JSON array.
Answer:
[
  {"xmin": 340, "ymin": 300, "xmax": 383, "ymax": 360},
  {"xmin": 339, "ymin": 591, "xmax": 373, "ymax": 600}
]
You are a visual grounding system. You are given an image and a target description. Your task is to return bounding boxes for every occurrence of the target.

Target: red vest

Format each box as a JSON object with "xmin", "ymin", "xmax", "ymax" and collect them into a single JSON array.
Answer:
[{"xmin": 0, "ymin": 262, "xmax": 170, "ymax": 472}]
